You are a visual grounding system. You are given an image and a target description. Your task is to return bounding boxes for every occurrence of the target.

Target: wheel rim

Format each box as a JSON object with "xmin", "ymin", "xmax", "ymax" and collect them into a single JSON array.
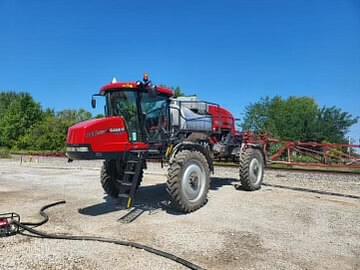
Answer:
[
  {"xmin": 249, "ymin": 158, "xmax": 263, "ymax": 185},
  {"xmin": 181, "ymin": 163, "xmax": 206, "ymax": 203}
]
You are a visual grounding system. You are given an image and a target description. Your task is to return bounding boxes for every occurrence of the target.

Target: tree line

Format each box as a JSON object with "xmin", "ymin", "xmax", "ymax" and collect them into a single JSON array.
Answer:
[
  {"xmin": 0, "ymin": 92, "xmax": 92, "ymax": 151},
  {"xmin": 0, "ymin": 92, "xmax": 358, "ymax": 152},
  {"xmin": 241, "ymin": 96, "xmax": 358, "ymax": 143}
]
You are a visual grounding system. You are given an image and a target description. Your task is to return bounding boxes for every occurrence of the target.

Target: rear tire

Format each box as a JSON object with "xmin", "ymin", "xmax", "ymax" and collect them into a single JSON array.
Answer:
[
  {"xmin": 167, "ymin": 150, "xmax": 210, "ymax": 213},
  {"xmin": 239, "ymin": 148, "xmax": 264, "ymax": 191}
]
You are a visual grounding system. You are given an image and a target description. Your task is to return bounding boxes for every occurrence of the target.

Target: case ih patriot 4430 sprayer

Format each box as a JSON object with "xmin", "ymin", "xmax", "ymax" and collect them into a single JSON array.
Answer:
[{"xmin": 66, "ymin": 74, "xmax": 266, "ymax": 213}]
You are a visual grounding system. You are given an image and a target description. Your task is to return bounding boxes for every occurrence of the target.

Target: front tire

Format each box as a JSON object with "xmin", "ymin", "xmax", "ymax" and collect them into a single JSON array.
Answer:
[
  {"xmin": 239, "ymin": 148, "xmax": 264, "ymax": 191},
  {"xmin": 167, "ymin": 150, "xmax": 210, "ymax": 213},
  {"xmin": 101, "ymin": 160, "xmax": 120, "ymax": 198},
  {"xmin": 101, "ymin": 157, "xmax": 143, "ymax": 198}
]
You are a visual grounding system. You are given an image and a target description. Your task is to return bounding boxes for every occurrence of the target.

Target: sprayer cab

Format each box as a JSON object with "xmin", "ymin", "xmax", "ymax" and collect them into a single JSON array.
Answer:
[{"xmin": 66, "ymin": 75, "xmax": 173, "ymax": 160}]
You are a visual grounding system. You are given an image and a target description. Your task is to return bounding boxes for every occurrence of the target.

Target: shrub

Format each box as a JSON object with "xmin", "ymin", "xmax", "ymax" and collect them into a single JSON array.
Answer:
[{"xmin": 0, "ymin": 147, "xmax": 11, "ymax": 158}]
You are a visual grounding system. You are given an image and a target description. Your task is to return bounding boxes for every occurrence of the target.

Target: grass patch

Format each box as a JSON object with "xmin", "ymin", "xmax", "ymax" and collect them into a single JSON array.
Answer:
[
  {"xmin": 0, "ymin": 147, "xmax": 11, "ymax": 158},
  {"xmin": 9, "ymin": 149, "xmax": 65, "ymax": 157}
]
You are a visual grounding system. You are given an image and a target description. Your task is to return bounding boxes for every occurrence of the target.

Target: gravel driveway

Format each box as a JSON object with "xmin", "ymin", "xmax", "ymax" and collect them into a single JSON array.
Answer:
[{"xmin": 0, "ymin": 156, "xmax": 359, "ymax": 270}]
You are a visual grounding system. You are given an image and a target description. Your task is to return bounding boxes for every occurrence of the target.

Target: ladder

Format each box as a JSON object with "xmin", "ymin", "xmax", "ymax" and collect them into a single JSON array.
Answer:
[{"xmin": 117, "ymin": 153, "xmax": 144, "ymax": 209}]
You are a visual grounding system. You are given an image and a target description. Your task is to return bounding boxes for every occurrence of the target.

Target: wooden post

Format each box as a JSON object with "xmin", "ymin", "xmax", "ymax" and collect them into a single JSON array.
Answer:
[{"xmin": 287, "ymin": 147, "xmax": 291, "ymax": 163}]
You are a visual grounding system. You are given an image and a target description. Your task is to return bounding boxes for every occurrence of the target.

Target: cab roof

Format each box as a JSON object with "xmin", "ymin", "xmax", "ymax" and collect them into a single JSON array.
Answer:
[{"xmin": 100, "ymin": 82, "xmax": 174, "ymax": 97}]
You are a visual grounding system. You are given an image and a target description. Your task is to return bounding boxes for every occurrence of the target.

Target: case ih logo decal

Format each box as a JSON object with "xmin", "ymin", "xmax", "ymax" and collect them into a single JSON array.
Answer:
[
  {"xmin": 86, "ymin": 127, "xmax": 126, "ymax": 138},
  {"xmin": 108, "ymin": 128, "xmax": 125, "ymax": 133}
]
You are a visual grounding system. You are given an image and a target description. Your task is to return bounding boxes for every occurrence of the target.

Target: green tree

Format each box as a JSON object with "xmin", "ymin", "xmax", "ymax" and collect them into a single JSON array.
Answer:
[
  {"xmin": 17, "ymin": 116, "xmax": 69, "ymax": 151},
  {"xmin": 0, "ymin": 91, "xmax": 93, "ymax": 151},
  {"xmin": 173, "ymin": 86, "xmax": 185, "ymax": 98},
  {"xmin": 0, "ymin": 92, "xmax": 19, "ymax": 117},
  {"xmin": 95, "ymin": 114, "xmax": 104, "ymax": 119},
  {"xmin": 315, "ymin": 106, "xmax": 358, "ymax": 143},
  {"xmin": 242, "ymin": 96, "xmax": 358, "ymax": 143},
  {"xmin": 158, "ymin": 85, "xmax": 185, "ymax": 97},
  {"xmin": 16, "ymin": 108, "xmax": 93, "ymax": 151},
  {"xmin": 57, "ymin": 109, "xmax": 92, "ymax": 124},
  {"xmin": 0, "ymin": 93, "xmax": 43, "ymax": 147}
]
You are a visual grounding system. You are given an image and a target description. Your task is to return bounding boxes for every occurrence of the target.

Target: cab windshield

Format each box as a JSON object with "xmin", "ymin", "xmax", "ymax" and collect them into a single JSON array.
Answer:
[
  {"xmin": 106, "ymin": 90, "xmax": 169, "ymax": 143},
  {"xmin": 140, "ymin": 93, "xmax": 169, "ymax": 143},
  {"xmin": 107, "ymin": 90, "xmax": 141, "ymax": 142}
]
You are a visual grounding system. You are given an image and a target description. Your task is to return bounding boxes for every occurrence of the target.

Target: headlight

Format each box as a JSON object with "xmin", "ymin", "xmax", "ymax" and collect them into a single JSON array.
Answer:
[
  {"xmin": 66, "ymin": 147, "xmax": 76, "ymax": 152},
  {"xmin": 66, "ymin": 146, "xmax": 89, "ymax": 152},
  {"xmin": 77, "ymin": 147, "xmax": 89, "ymax": 152}
]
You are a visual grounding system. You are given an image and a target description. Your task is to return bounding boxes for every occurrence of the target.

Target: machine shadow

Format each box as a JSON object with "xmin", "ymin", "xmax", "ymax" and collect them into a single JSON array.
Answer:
[
  {"xmin": 78, "ymin": 177, "xmax": 241, "ymax": 218},
  {"xmin": 210, "ymin": 177, "xmax": 238, "ymax": 190}
]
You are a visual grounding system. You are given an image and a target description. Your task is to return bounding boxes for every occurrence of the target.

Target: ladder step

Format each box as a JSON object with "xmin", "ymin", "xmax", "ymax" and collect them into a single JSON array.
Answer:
[
  {"xmin": 126, "ymin": 160, "xmax": 139, "ymax": 164},
  {"xmin": 119, "ymin": 181, "xmax": 133, "ymax": 187},
  {"xmin": 147, "ymin": 149, "xmax": 160, "ymax": 154}
]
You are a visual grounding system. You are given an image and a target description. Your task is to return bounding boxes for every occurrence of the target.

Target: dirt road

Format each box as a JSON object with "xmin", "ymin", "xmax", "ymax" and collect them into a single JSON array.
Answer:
[{"xmin": 0, "ymin": 157, "xmax": 359, "ymax": 270}]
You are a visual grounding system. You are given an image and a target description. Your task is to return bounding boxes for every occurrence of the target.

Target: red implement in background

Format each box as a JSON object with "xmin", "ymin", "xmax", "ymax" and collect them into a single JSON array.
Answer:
[{"xmin": 267, "ymin": 139, "xmax": 360, "ymax": 170}]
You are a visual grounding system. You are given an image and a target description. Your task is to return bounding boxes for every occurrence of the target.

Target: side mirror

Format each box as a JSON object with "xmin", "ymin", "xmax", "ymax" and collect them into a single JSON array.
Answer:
[{"xmin": 91, "ymin": 97, "xmax": 96, "ymax": 108}]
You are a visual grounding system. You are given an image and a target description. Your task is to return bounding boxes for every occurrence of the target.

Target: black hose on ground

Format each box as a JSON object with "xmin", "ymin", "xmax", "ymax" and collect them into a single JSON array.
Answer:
[
  {"xmin": 20, "ymin": 200, "xmax": 66, "ymax": 227},
  {"xmin": 12, "ymin": 201, "xmax": 205, "ymax": 270},
  {"xmin": 262, "ymin": 183, "xmax": 360, "ymax": 200}
]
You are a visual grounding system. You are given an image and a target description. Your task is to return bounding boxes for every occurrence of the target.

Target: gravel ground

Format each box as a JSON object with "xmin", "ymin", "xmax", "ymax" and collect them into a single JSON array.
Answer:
[{"xmin": 0, "ymin": 156, "xmax": 359, "ymax": 270}]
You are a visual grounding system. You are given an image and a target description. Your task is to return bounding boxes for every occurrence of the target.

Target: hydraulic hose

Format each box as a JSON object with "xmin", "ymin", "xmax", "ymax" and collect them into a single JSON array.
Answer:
[
  {"xmin": 262, "ymin": 183, "xmax": 360, "ymax": 200},
  {"xmin": 20, "ymin": 200, "xmax": 66, "ymax": 227},
  {"xmin": 12, "ymin": 201, "xmax": 205, "ymax": 270}
]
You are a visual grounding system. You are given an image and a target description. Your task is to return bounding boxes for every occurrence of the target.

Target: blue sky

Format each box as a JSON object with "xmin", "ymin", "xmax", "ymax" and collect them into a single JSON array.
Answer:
[{"xmin": 1, "ymin": 0, "xmax": 359, "ymax": 142}]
